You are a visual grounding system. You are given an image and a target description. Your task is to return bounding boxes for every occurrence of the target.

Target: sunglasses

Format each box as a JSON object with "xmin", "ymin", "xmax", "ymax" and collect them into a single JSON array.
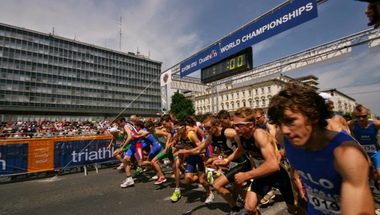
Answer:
[
  {"xmin": 204, "ymin": 126, "xmax": 213, "ymax": 131},
  {"xmin": 355, "ymin": 115, "xmax": 368, "ymax": 119},
  {"xmin": 255, "ymin": 115, "xmax": 263, "ymax": 120},
  {"xmin": 175, "ymin": 126, "xmax": 184, "ymax": 130},
  {"xmin": 233, "ymin": 122, "xmax": 252, "ymax": 128}
]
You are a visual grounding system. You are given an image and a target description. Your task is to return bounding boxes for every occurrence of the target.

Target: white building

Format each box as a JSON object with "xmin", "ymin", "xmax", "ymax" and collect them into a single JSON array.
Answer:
[
  {"xmin": 192, "ymin": 75, "xmax": 356, "ymax": 116},
  {"xmin": 193, "ymin": 75, "xmax": 298, "ymax": 115},
  {"xmin": 320, "ymin": 89, "xmax": 356, "ymax": 114}
]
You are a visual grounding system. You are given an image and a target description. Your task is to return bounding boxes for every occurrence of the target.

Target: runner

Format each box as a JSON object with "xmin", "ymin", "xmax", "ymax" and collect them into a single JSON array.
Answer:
[
  {"xmin": 115, "ymin": 116, "xmax": 143, "ymax": 188},
  {"xmin": 176, "ymin": 115, "xmax": 250, "ymax": 214},
  {"xmin": 319, "ymin": 92, "xmax": 350, "ymax": 133},
  {"xmin": 217, "ymin": 110, "xmax": 234, "ymax": 129},
  {"xmin": 106, "ymin": 127, "xmax": 130, "ymax": 171},
  {"xmin": 254, "ymin": 108, "xmax": 279, "ymax": 205},
  {"xmin": 136, "ymin": 121, "xmax": 169, "ymax": 185},
  {"xmin": 348, "ymin": 104, "xmax": 380, "ymax": 186},
  {"xmin": 171, "ymin": 121, "xmax": 214, "ymax": 204},
  {"xmin": 268, "ymin": 84, "xmax": 374, "ymax": 214},
  {"xmin": 135, "ymin": 120, "xmax": 170, "ymax": 184},
  {"xmin": 214, "ymin": 107, "xmax": 303, "ymax": 215}
]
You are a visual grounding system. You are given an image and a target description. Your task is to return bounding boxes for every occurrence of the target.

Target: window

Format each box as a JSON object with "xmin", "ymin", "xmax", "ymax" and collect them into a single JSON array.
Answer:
[
  {"xmin": 261, "ymin": 88, "xmax": 264, "ymax": 94},
  {"xmin": 262, "ymin": 99, "xmax": 266, "ymax": 106},
  {"xmin": 255, "ymin": 89, "xmax": 258, "ymax": 95},
  {"xmin": 268, "ymin": 86, "xmax": 271, "ymax": 93}
]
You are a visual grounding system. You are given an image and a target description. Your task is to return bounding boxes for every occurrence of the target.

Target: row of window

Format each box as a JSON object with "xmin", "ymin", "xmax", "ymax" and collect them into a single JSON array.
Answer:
[
  {"xmin": 0, "ymin": 26, "xmax": 161, "ymax": 68},
  {"xmin": 0, "ymin": 88, "xmax": 160, "ymax": 104},
  {"xmin": 0, "ymin": 101, "xmax": 160, "ymax": 111},
  {"xmin": 1, "ymin": 69, "xmax": 160, "ymax": 92},
  {"xmin": 0, "ymin": 48, "xmax": 160, "ymax": 76},
  {"xmin": 197, "ymin": 98, "xmax": 269, "ymax": 113}
]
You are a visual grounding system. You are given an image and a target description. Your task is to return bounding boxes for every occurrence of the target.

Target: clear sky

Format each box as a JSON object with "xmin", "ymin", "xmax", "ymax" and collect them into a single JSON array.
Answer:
[{"xmin": 0, "ymin": 0, "xmax": 379, "ymax": 115}]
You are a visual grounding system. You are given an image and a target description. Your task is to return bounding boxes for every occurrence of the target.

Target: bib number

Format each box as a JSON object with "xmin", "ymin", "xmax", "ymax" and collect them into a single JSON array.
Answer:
[
  {"xmin": 308, "ymin": 193, "xmax": 340, "ymax": 214},
  {"xmin": 363, "ymin": 144, "xmax": 377, "ymax": 154}
]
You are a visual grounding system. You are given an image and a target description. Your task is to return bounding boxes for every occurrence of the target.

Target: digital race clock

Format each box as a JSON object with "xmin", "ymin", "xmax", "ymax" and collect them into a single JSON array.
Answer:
[{"xmin": 201, "ymin": 47, "xmax": 253, "ymax": 84}]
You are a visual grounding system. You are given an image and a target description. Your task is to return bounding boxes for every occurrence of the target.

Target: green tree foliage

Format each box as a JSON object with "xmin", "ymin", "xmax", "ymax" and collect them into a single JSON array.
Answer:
[{"xmin": 170, "ymin": 90, "xmax": 195, "ymax": 121}]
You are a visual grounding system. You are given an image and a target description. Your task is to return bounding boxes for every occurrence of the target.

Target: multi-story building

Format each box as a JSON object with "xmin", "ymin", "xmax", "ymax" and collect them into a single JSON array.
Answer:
[
  {"xmin": 193, "ymin": 75, "xmax": 297, "ymax": 115},
  {"xmin": 0, "ymin": 23, "xmax": 162, "ymax": 122},
  {"xmin": 320, "ymin": 89, "xmax": 356, "ymax": 114},
  {"xmin": 192, "ymin": 75, "xmax": 356, "ymax": 116}
]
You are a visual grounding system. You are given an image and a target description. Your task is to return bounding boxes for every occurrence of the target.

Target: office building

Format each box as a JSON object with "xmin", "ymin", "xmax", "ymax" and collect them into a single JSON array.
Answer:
[{"xmin": 0, "ymin": 23, "xmax": 162, "ymax": 122}]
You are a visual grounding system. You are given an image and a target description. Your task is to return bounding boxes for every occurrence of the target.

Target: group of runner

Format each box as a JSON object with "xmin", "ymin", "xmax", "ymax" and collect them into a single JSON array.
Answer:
[{"xmin": 107, "ymin": 84, "xmax": 379, "ymax": 215}]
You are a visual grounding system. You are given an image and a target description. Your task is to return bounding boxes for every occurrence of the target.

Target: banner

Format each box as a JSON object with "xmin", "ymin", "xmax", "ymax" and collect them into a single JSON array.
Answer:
[
  {"xmin": 180, "ymin": 0, "xmax": 318, "ymax": 77},
  {"xmin": 0, "ymin": 136, "xmax": 114, "ymax": 176}
]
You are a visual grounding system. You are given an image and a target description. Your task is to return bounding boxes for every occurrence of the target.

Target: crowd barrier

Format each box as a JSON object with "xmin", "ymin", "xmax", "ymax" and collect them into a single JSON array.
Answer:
[{"xmin": 0, "ymin": 135, "xmax": 116, "ymax": 177}]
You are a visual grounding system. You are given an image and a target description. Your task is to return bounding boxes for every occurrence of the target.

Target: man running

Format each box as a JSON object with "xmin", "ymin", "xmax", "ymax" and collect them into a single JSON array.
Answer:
[
  {"xmin": 214, "ymin": 107, "xmax": 302, "ymax": 215},
  {"xmin": 137, "ymin": 120, "xmax": 171, "ymax": 184},
  {"xmin": 268, "ymin": 84, "xmax": 374, "ymax": 214},
  {"xmin": 176, "ymin": 115, "xmax": 250, "ymax": 214},
  {"xmin": 171, "ymin": 121, "xmax": 214, "ymax": 204},
  {"xmin": 106, "ymin": 127, "xmax": 130, "ymax": 171},
  {"xmin": 115, "ymin": 116, "xmax": 143, "ymax": 188},
  {"xmin": 348, "ymin": 104, "xmax": 380, "ymax": 187}
]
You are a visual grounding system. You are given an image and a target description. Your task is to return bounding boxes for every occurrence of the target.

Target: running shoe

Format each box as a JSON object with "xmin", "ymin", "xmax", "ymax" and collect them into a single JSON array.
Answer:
[
  {"xmin": 205, "ymin": 192, "xmax": 214, "ymax": 204},
  {"xmin": 151, "ymin": 175, "xmax": 159, "ymax": 180},
  {"xmin": 207, "ymin": 171, "xmax": 214, "ymax": 185},
  {"xmin": 260, "ymin": 190, "xmax": 275, "ymax": 204},
  {"xmin": 134, "ymin": 167, "xmax": 142, "ymax": 175},
  {"xmin": 120, "ymin": 178, "xmax": 134, "ymax": 188},
  {"xmin": 116, "ymin": 163, "xmax": 124, "ymax": 170},
  {"xmin": 171, "ymin": 190, "xmax": 181, "ymax": 202},
  {"xmin": 154, "ymin": 177, "xmax": 167, "ymax": 185}
]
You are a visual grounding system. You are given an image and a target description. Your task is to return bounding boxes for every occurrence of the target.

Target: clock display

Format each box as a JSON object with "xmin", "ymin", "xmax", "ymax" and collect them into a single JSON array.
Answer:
[{"xmin": 201, "ymin": 47, "xmax": 252, "ymax": 84}]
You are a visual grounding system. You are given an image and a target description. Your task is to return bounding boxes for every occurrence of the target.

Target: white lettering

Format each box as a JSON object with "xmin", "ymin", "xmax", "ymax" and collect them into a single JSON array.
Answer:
[
  {"xmin": 36, "ymin": 159, "xmax": 48, "ymax": 164},
  {"xmin": 34, "ymin": 153, "xmax": 49, "ymax": 158},
  {"xmin": 298, "ymin": 170, "xmax": 335, "ymax": 189},
  {"xmin": 71, "ymin": 147, "xmax": 114, "ymax": 163},
  {"xmin": 220, "ymin": 39, "xmax": 241, "ymax": 53},
  {"xmin": 0, "ymin": 159, "xmax": 5, "ymax": 170}
]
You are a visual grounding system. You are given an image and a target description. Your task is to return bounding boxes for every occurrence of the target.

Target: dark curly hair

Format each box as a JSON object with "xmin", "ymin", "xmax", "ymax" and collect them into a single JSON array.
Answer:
[{"xmin": 268, "ymin": 84, "xmax": 331, "ymax": 128}]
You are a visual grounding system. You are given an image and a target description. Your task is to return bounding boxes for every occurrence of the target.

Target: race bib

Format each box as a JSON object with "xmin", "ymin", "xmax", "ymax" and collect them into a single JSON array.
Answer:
[
  {"xmin": 363, "ymin": 144, "xmax": 377, "ymax": 154},
  {"xmin": 308, "ymin": 193, "xmax": 340, "ymax": 214}
]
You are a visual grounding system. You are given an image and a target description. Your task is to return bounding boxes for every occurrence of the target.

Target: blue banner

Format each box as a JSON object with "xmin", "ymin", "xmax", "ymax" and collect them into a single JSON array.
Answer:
[
  {"xmin": 180, "ymin": 0, "xmax": 318, "ymax": 77},
  {"xmin": 0, "ymin": 143, "xmax": 28, "ymax": 175},
  {"xmin": 54, "ymin": 139, "xmax": 116, "ymax": 169}
]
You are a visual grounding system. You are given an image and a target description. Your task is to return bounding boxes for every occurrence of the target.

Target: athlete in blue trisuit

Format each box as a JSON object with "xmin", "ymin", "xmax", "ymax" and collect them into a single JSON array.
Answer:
[
  {"xmin": 115, "ymin": 116, "xmax": 143, "ymax": 188},
  {"xmin": 171, "ymin": 121, "xmax": 214, "ymax": 204},
  {"xmin": 348, "ymin": 104, "xmax": 380, "ymax": 187},
  {"xmin": 268, "ymin": 84, "xmax": 374, "ymax": 214},
  {"xmin": 214, "ymin": 107, "xmax": 304, "ymax": 215},
  {"xmin": 139, "ymin": 120, "xmax": 172, "ymax": 185},
  {"xmin": 132, "ymin": 120, "xmax": 163, "ymax": 175}
]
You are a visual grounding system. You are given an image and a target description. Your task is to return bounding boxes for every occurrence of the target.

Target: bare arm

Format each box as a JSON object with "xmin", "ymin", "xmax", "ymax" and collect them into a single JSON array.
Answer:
[
  {"xmin": 121, "ymin": 125, "xmax": 132, "ymax": 149},
  {"xmin": 175, "ymin": 134, "xmax": 210, "ymax": 156},
  {"xmin": 213, "ymin": 133, "xmax": 246, "ymax": 166},
  {"xmin": 334, "ymin": 141, "xmax": 374, "ymax": 214},
  {"xmin": 155, "ymin": 129, "xmax": 172, "ymax": 150},
  {"xmin": 235, "ymin": 129, "xmax": 279, "ymax": 183}
]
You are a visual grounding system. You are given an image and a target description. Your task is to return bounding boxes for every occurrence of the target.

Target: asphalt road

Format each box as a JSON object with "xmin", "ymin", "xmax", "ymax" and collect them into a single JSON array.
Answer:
[{"xmin": 0, "ymin": 164, "xmax": 291, "ymax": 215}]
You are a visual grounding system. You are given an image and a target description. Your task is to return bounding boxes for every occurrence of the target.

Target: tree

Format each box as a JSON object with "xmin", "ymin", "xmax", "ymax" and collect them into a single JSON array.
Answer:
[{"xmin": 170, "ymin": 90, "xmax": 195, "ymax": 121}]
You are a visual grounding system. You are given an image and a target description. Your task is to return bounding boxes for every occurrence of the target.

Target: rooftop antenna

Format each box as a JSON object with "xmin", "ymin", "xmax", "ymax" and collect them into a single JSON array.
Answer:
[
  {"xmin": 148, "ymin": 50, "xmax": 150, "ymax": 59},
  {"xmin": 119, "ymin": 16, "xmax": 122, "ymax": 51},
  {"xmin": 137, "ymin": 47, "xmax": 140, "ymax": 55},
  {"xmin": 52, "ymin": 27, "xmax": 55, "ymax": 35}
]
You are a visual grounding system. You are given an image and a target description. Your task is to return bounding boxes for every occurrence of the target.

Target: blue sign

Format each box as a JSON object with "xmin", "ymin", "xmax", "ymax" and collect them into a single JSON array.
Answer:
[
  {"xmin": 0, "ymin": 144, "xmax": 29, "ymax": 175},
  {"xmin": 180, "ymin": 0, "xmax": 318, "ymax": 77},
  {"xmin": 54, "ymin": 139, "xmax": 115, "ymax": 169}
]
